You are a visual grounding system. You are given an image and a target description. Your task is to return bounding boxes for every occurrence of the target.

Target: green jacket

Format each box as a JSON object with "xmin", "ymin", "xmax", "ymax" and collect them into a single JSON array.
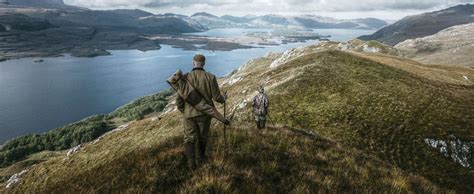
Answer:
[{"xmin": 176, "ymin": 67, "xmax": 225, "ymax": 118}]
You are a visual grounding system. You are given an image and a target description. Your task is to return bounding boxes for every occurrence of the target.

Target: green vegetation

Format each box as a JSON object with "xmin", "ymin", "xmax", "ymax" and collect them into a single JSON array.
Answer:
[
  {"xmin": 0, "ymin": 89, "xmax": 174, "ymax": 169},
  {"xmin": 0, "ymin": 115, "xmax": 111, "ymax": 168},
  {"xmin": 110, "ymin": 89, "xmax": 173, "ymax": 121}
]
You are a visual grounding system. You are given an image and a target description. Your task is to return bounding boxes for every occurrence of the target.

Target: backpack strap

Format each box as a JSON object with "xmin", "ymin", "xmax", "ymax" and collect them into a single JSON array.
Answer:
[{"xmin": 183, "ymin": 73, "xmax": 213, "ymax": 105}]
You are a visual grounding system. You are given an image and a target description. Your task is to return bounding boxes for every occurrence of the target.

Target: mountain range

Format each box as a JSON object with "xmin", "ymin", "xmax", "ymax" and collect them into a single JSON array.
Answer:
[
  {"xmin": 0, "ymin": 0, "xmax": 208, "ymax": 60},
  {"xmin": 359, "ymin": 4, "xmax": 474, "ymax": 45},
  {"xmin": 0, "ymin": 0, "xmax": 390, "ymax": 61},
  {"xmin": 190, "ymin": 12, "xmax": 388, "ymax": 30}
]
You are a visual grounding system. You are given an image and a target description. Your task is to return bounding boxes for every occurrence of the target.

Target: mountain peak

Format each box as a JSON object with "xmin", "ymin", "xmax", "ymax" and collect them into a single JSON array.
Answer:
[
  {"xmin": 445, "ymin": 3, "xmax": 474, "ymax": 11},
  {"xmin": 191, "ymin": 12, "xmax": 218, "ymax": 18}
]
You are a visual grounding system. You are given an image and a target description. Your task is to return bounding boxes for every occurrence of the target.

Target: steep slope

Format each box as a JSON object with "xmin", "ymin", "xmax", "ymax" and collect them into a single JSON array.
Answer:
[
  {"xmin": 395, "ymin": 23, "xmax": 474, "ymax": 67},
  {"xmin": 359, "ymin": 4, "xmax": 474, "ymax": 45},
  {"xmin": 2, "ymin": 43, "xmax": 474, "ymax": 193}
]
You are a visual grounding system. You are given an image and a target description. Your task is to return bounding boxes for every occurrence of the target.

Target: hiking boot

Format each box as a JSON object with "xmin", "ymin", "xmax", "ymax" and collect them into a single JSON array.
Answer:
[
  {"xmin": 198, "ymin": 141, "xmax": 208, "ymax": 164},
  {"xmin": 184, "ymin": 142, "xmax": 197, "ymax": 170}
]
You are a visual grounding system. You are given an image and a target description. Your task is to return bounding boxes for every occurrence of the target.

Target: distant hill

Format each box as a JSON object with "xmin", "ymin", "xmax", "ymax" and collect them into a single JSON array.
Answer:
[
  {"xmin": 2, "ymin": 41, "xmax": 473, "ymax": 193},
  {"xmin": 395, "ymin": 23, "xmax": 474, "ymax": 67},
  {"xmin": 39, "ymin": 9, "xmax": 205, "ymax": 33},
  {"xmin": 0, "ymin": 4, "xmax": 206, "ymax": 61},
  {"xmin": 1, "ymin": 2, "xmax": 205, "ymax": 33},
  {"xmin": 190, "ymin": 12, "xmax": 387, "ymax": 30},
  {"xmin": 7, "ymin": 0, "xmax": 80, "ymax": 9},
  {"xmin": 191, "ymin": 12, "xmax": 218, "ymax": 18},
  {"xmin": 108, "ymin": 9, "xmax": 154, "ymax": 18},
  {"xmin": 190, "ymin": 12, "xmax": 246, "ymax": 29},
  {"xmin": 221, "ymin": 15, "xmax": 255, "ymax": 23},
  {"xmin": 0, "ymin": 13, "xmax": 54, "ymax": 31},
  {"xmin": 359, "ymin": 4, "xmax": 474, "ymax": 45}
]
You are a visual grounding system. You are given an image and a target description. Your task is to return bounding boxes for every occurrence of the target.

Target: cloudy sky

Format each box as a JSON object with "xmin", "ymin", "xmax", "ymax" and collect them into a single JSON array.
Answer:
[{"xmin": 63, "ymin": 0, "xmax": 474, "ymax": 20}]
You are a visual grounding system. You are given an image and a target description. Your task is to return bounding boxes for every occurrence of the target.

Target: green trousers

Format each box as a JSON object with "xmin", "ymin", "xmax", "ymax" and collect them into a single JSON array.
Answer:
[
  {"xmin": 183, "ymin": 115, "xmax": 211, "ymax": 144},
  {"xmin": 183, "ymin": 115, "xmax": 212, "ymax": 166}
]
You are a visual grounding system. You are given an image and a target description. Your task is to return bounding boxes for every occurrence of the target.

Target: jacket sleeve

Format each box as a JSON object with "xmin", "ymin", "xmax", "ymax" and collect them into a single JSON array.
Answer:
[
  {"xmin": 176, "ymin": 95, "xmax": 185, "ymax": 113},
  {"xmin": 211, "ymin": 76, "xmax": 225, "ymax": 104}
]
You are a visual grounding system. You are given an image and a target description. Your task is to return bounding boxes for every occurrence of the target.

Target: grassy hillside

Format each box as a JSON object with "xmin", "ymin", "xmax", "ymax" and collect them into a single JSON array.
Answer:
[
  {"xmin": 265, "ymin": 51, "xmax": 473, "ymax": 190},
  {"xmin": 2, "ymin": 44, "xmax": 473, "ymax": 192}
]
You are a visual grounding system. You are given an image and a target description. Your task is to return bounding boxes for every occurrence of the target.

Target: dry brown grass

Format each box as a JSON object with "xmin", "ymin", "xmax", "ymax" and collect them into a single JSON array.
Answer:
[
  {"xmin": 4, "ymin": 45, "xmax": 473, "ymax": 193},
  {"xmin": 355, "ymin": 52, "xmax": 474, "ymax": 86},
  {"xmin": 8, "ymin": 122, "xmax": 447, "ymax": 193}
]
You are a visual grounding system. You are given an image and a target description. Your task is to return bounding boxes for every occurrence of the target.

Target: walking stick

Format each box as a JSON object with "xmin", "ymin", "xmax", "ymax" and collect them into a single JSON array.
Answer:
[
  {"xmin": 267, "ymin": 112, "xmax": 276, "ymax": 128},
  {"xmin": 223, "ymin": 91, "xmax": 227, "ymax": 155}
]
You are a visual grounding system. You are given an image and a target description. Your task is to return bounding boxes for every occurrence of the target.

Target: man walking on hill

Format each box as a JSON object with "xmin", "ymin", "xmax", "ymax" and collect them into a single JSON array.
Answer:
[
  {"xmin": 253, "ymin": 86, "xmax": 269, "ymax": 129},
  {"xmin": 176, "ymin": 54, "xmax": 227, "ymax": 170}
]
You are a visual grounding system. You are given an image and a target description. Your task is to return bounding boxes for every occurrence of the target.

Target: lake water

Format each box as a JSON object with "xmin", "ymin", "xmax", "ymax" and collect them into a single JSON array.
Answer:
[{"xmin": 0, "ymin": 28, "xmax": 374, "ymax": 144}]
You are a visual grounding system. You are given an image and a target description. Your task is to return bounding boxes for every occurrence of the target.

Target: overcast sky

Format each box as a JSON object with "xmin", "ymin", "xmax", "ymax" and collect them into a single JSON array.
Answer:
[{"xmin": 63, "ymin": 0, "xmax": 474, "ymax": 20}]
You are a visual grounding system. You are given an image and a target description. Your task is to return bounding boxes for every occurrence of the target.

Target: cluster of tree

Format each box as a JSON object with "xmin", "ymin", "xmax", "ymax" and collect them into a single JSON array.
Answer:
[
  {"xmin": 110, "ymin": 89, "xmax": 173, "ymax": 121},
  {"xmin": 0, "ymin": 89, "xmax": 174, "ymax": 168},
  {"xmin": 0, "ymin": 115, "xmax": 111, "ymax": 167}
]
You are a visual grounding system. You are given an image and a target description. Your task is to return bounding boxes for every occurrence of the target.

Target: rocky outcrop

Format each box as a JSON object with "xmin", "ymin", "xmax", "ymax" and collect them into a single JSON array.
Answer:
[
  {"xmin": 395, "ymin": 23, "xmax": 474, "ymax": 67},
  {"xmin": 424, "ymin": 136, "xmax": 473, "ymax": 168},
  {"xmin": 5, "ymin": 170, "xmax": 28, "ymax": 189}
]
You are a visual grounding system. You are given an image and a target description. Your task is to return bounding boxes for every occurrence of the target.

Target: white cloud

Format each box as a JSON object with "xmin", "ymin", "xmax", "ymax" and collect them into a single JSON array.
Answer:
[{"xmin": 63, "ymin": 0, "xmax": 474, "ymax": 19}]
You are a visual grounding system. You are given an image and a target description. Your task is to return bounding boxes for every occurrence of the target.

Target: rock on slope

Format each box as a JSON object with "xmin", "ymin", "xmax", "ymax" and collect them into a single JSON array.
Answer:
[
  {"xmin": 395, "ymin": 23, "xmax": 474, "ymax": 68},
  {"xmin": 2, "ymin": 41, "xmax": 474, "ymax": 193},
  {"xmin": 359, "ymin": 4, "xmax": 474, "ymax": 45}
]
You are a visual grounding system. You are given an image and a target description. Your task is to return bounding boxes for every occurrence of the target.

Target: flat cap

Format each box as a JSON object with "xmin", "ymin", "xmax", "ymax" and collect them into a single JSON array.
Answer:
[{"xmin": 193, "ymin": 54, "xmax": 206, "ymax": 63}]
